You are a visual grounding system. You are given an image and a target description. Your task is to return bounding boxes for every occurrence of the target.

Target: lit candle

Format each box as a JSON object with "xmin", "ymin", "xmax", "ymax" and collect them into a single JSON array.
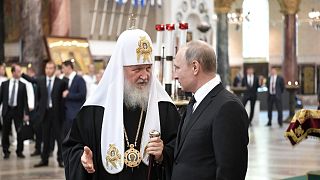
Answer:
[
  {"xmin": 288, "ymin": 81, "xmax": 292, "ymax": 86},
  {"xmin": 179, "ymin": 22, "xmax": 188, "ymax": 47},
  {"xmin": 295, "ymin": 81, "xmax": 298, "ymax": 86}
]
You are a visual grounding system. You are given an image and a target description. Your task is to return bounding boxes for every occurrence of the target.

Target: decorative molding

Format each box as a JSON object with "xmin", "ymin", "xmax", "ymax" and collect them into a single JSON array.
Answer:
[
  {"xmin": 214, "ymin": 0, "xmax": 235, "ymax": 14},
  {"xmin": 277, "ymin": 0, "xmax": 301, "ymax": 15}
]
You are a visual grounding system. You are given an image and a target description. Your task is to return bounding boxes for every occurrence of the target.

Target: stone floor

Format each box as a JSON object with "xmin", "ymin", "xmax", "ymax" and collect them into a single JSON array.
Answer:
[{"xmin": 0, "ymin": 107, "xmax": 319, "ymax": 180}]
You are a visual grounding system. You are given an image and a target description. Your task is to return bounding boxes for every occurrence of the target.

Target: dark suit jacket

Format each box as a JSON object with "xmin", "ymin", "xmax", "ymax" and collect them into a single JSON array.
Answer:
[
  {"xmin": 172, "ymin": 83, "xmax": 249, "ymax": 180},
  {"xmin": 22, "ymin": 74, "xmax": 67, "ymax": 124},
  {"xmin": 64, "ymin": 75, "xmax": 86, "ymax": 121},
  {"xmin": 0, "ymin": 80, "xmax": 29, "ymax": 118},
  {"xmin": 266, "ymin": 75, "xmax": 285, "ymax": 99},
  {"xmin": 242, "ymin": 75, "xmax": 260, "ymax": 98}
]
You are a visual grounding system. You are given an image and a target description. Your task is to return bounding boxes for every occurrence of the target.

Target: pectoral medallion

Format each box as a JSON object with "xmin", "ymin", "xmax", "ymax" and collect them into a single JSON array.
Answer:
[{"xmin": 124, "ymin": 144, "xmax": 141, "ymax": 167}]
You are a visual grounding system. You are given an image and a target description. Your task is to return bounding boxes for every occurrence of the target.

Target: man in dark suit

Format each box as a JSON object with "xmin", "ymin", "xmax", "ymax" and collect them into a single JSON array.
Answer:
[
  {"xmin": 266, "ymin": 67, "xmax": 285, "ymax": 127},
  {"xmin": 61, "ymin": 60, "xmax": 86, "ymax": 137},
  {"xmin": 0, "ymin": 64, "xmax": 29, "ymax": 159},
  {"xmin": 172, "ymin": 40, "xmax": 249, "ymax": 180},
  {"xmin": 22, "ymin": 61, "xmax": 67, "ymax": 167},
  {"xmin": 242, "ymin": 67, "xmax": 260, "ymax": 126}
]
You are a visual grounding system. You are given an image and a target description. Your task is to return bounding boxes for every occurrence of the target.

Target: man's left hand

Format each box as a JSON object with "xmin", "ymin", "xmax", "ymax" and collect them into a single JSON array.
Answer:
[
  {"xmin": 146, "ymin": 137, "xmax": 164, "ymax": 162},
  {"xmin": 63, "ymin": 90, "xmax": 69, "ymax": 98}
]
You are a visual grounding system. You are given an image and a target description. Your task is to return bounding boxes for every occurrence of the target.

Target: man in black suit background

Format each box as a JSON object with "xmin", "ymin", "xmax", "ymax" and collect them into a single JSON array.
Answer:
[
  {"xmin": 61, "ymin": 60, "xmax": 86, "ymax": 137},
  {"xmin": 266, "ymin": 67, "xmax": 285, "ymax": 127},
  {"xmin": 22, "ymin": 61, "xmax": 67, "ymax": 167},
  {"xmin": 0, "ymin": 64, "xmax": 29, "ymax": 159},
  {"xmin": 172, "ymin": 40, "xmax": 249, "ymax": 180},
  {"xmin": 242, "ymin": 67, "xmax": 260, "ymax": 126}
]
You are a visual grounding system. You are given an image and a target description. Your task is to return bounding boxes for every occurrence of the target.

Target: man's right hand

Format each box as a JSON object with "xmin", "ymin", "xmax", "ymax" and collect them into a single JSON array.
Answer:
[{"xmin": 81, "ymin": 146, "xmax": 95, "ymax": 173}]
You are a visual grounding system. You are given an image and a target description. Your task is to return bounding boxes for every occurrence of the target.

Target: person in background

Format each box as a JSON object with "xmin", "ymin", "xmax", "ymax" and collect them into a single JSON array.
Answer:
[
  {"xmin": 83, "ymin": 64, "xmax": 97, "ymax": 98},
  {"xmin": 1, "ymin": 64, "xmax": 29, "ymax": 159},
  {"xmin": 55, "ymin": 65, "xmax": 64, "ymax": 79},
  {"xmin": 24, "ymin": 66, "xmax": 42, "ymax": 156},
  {"xmin": 0, "ymin": 64, "xmax": 8, "ymax": 135},
  {"xmin": 266, "ymin": 67, "xmax": 285, "ymax": 127},
  {"xmin": 233, "ymin": 72, "xmax": 242, "ymax": 87},
  {"xmin": 22, "ymin": 61, "xmax": 67, "ymax": 167},
  {"xmin": 61, "ymin": 60, "xmax": 86, "ymax": 137},
  {"xmin": 241, "ymin": 67, "xmax": 260, "ymax": 126}
]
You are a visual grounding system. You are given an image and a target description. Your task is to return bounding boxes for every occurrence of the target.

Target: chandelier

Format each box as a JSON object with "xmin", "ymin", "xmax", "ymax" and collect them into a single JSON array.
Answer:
[
  {"xmin": 308, "ymin": 9, "xmax": 320, "ymax": 30},
  {"xmin": 227, "ymin": 8, "xmax": 250, "ymax": 30}
]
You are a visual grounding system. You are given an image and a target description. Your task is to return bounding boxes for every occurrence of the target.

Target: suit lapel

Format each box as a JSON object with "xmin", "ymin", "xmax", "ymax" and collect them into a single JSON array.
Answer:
[
  {"xmin": 174, "ymin": 112, "xmax": 186, "ymax": 157},
  {"xmin": 51, "ymin": 78, "xmax": 58, "ymax": 96},
  {"xmin": 175, "ymin": 83, "xmax": 224, "ymax": 159}
]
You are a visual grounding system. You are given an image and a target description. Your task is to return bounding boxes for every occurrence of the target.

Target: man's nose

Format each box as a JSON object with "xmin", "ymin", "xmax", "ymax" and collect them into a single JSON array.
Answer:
[{"xmin": 139, "ymin": 69, "xmax": 149, "ymax": 80}]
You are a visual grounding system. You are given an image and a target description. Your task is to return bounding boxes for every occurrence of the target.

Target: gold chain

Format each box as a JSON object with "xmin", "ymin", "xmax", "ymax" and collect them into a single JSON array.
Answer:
[{"xmin": 123, "ymin": 108, "xmax": 144, "ymax": 147}]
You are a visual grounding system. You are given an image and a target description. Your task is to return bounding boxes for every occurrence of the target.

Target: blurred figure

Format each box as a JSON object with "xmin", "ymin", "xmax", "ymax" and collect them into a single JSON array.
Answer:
[
  {"xmin": 23, "ymin": 66, "xmax": 42, "ymax": 156},
  {"xmin": 22, "ymin": 62, "xmax": 67, "ymax": 167},
  {"xmin": 233, "ymin": 72, "xmax": 242, "ymax": 87},
  {"xmin": 0, "ymin": 64, "xmax": 8, "ymax": 133},
  {"xmin": 55, "ymin": 65, "xmax": 64, "ymax": 79},
  {"xmin": 266, "ymin": 67, "xmax": 284, "ymax": 127},
  {"xmin": 87, "ymin": 69, "xmax": 104, "ymax": 98},
  {"xmin": 62, "ymin": 60, "xmax": 86, "ymax": 137},
  {"xmin": 242, "ymin": 67, "xmax": 260, "ymax": 126},
  {"xmin": 83, "ymin": 64, "xmax": 96, "ymax": 98},
  {"xmin": 0, "ymin": 64, "xmax": 29, "ymax": 159}
]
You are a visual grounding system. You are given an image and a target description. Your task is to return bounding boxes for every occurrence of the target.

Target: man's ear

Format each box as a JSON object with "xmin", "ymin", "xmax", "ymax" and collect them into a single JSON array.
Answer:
[{"xmin": 192, "ymin": 60, "xmax": 200, "ymax": 75}]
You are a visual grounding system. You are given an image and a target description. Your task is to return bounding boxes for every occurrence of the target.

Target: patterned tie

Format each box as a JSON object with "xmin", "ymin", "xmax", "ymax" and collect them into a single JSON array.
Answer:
[
  {"xmin": 47, "ymin": 79, "xmax": 52, "ymax": 108},
  {"xmin": 181, "ymin": 96, "xmax": 196, "ymax": 135},
  {"xmin": 9, "ymin": 80, "xmax": 16, "ymax": 106}
]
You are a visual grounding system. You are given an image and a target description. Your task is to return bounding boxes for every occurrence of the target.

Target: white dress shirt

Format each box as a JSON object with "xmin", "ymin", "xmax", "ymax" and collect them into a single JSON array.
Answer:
[
  {"xmin": 8, "ymin": 78, "xmax": 19, "ymax": 107},
  {"xmin": 68, "ymin": 71, "xmax": 77, "ymax": 88},
  {"xmin": 270, "ymin": 75, "xmax": 277, "ymax": 94},
  {"xmin": 47, "ymin": 76, "xmax": 56, "ymax": 108},
  {"xmin": 193, "ymin": 75, "xmax": 221, "ymax": 111},
  {"xmin": 20, "ymin": 77, "xmax": 35, "ymax": 109},
  {"xmin": 247, "ymin": 75, "xmax": 253, "ymax": 86}
]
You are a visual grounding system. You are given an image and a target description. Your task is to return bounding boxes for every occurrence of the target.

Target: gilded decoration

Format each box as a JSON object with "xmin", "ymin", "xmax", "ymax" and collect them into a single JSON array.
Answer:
[
  {"xmin": 277, "ymin": 0, "xmax": 301, "ymax": 15},
  {"xmin": 106, "ymin": 144, "xmax": 122, "ymax": 169},
  {"xmin": 136, "ymin": 36, "xmax": 152, "ymax": 63},
  {"xmin": 214, "ymin": 0, "xmax": 235, "ymax": 14}
]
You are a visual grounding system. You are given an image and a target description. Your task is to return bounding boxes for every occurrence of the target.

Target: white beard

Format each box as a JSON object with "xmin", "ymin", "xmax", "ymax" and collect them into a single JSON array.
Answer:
[{"xmin": 124, "ymin": 79, "xmax": 150, "ymax": 110}]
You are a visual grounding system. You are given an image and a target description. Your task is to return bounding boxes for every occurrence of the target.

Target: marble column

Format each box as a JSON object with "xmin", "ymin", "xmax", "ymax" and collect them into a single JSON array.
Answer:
[
  {"xmin": 278, "ymin": 0, "xmax": 300, "ymax": 83},
  {"xmin": 0, "ymin": 0, "xmax": 4, "ymax": 63},
  {"xmin": 214, "ymin": 0, "xmax": 235, "ymax": 87},
  {"xmin": 50, "ymin": 0, "xmax": 70, "ymax": 36},
  {"xmin": 277, "ymin": 0, "xmax": 301, "ymax": 121},
  {"xmin": 21, "ymin": 0, "xmax": 45, "ymax": 74}
]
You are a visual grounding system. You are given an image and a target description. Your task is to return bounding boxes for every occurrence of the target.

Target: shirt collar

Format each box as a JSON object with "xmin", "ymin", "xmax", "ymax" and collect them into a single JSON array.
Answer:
[
  {"xmin": 10, "ymin": 78, "xmax": 19, "ymax": 82},
  {"xmin": 194, "ymin": 75, "xmax": 221, "ymax": 105},
  {"xmin": 46, "ymin": 75, "xmax": 56, "ymax": 81},
  {"xmin": 69, "ymin": 71, "xmax": 76, "ymax": 81}
]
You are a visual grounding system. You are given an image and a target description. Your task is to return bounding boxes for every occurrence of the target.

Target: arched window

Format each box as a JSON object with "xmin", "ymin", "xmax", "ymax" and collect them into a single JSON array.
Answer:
[{"xmin": 242, "ymin": 0, "xmax": 269, "ymax": 61}]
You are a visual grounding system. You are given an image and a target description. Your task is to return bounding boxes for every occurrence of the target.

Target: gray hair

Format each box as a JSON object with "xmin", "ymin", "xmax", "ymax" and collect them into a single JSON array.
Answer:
[{"xmin": 184, "ymin": 40, "xmax": 217, "ymax": 73}]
